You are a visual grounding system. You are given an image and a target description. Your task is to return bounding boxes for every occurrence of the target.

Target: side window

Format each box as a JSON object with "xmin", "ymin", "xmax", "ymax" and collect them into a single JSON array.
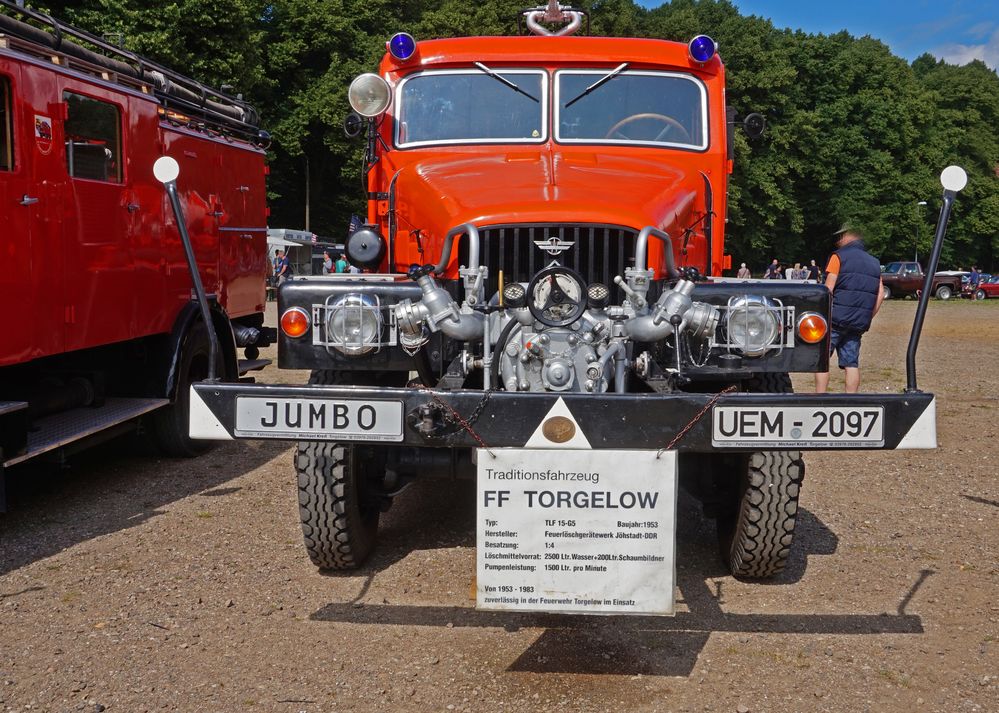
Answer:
[
  {"xmin": 0, "ymin": 76, "xmax": 12, "ymax": 171},
  {"xmin": 63, "ymin": 91, "xmax": 122, "ymax": 182}
]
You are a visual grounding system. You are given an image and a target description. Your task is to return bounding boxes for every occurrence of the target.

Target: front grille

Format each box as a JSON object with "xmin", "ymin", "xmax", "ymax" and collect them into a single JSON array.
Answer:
[{"xmin": 457, "ymin": 223, "xmax": 639, "ymax": 302}]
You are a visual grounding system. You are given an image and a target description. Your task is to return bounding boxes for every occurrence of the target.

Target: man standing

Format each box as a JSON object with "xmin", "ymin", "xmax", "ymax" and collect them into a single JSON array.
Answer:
[
  {"xmin": 335, "ymin": 254, "xmax": 349, "ymax": 273},
  {"xmin": 737, "ymin": 262, "xmax": 751, "ymax": 278},
  {"xmin": 807, "ymin": 259, "xmax": 821, "ymax": 282},
  {"xmin": 322, "ymin": 250, "xmax": 333, "ymax": 274},
  {"xmin": 764, "ymin": 259, "xmax": 781, "ymax": 279},
  {"xmin": 815, "ymin": 225, "xmax": 884, "ymax": 394},
  {"xmin": 274, "ymin": 249, "xmax": 291, "ymax": 285}
]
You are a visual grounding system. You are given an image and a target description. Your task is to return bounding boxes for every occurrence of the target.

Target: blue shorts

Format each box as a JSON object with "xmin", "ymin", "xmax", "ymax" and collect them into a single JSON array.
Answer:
[{"xmin": 829, "ymin": 329, "xmax": 863, "ymax": 369}]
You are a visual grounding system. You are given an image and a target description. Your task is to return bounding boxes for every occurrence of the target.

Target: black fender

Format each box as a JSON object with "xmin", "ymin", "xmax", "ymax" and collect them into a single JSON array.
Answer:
[{"xmin": 163, "ymin": 301, "xmax": 238, "ymax": 402}]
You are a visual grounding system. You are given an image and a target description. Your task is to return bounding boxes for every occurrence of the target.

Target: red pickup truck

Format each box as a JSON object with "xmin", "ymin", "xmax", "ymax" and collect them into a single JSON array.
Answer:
[{"xmin": 880, "ymin": 262, "xmax": 963, "ymax": 300}]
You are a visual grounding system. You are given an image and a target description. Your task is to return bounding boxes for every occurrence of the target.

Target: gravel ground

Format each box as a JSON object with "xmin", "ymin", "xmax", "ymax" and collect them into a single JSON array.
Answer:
[{"xmin": 1, "ymin": 299, "xmax": 997, "ymax": 713}]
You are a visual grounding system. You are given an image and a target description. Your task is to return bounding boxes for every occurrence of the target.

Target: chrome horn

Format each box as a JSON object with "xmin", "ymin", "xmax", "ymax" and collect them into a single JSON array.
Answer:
[{"xmin": 524, "ymin": 1, "xmax": 583, "ymax": 37}]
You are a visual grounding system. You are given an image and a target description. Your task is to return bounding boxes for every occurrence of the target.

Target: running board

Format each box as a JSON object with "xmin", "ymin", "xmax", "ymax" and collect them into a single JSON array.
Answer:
[{"xmin": 3, "ymin": 397, "xmax": 169, "ymax": 467}]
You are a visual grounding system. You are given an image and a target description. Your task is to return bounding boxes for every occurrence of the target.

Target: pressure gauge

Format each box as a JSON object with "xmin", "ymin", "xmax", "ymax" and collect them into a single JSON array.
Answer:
[{"xmin": 527, "ymin": 266, "xmax": 587, "ymax": 327}]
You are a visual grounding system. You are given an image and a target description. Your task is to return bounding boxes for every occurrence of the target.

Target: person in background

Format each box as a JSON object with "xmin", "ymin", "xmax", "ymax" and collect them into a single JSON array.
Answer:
[
  {"xmin": 790, "ymin": 262, "xmax": 805, "ymax": 279},
  {"xmin": 807, "ymin": 259, "xmax": 821, "ymax": 282},
  {"xmin": 348, "ymin": 263, "xmax": 362, "ymax": 274},
  {"xmin": 737, "ymin": 262, "xmax": 751, "ymax": 278},
  {"xmin": 969, "ymin": 265, "xmax": 980, "ymax": 286},
  {"xmin": 335, "ymin": 254, "xmax": 349, "ymax": 273},
  {"xmin": 274, "ymin": 249, "xmax": 291, "ymax": 285},
  {"xmin": 322, "ymin": 250, "xmax": 333, "ymax": 274},
  {"xmin": 815, "ymin": 225, "xmax": 884, "ymax": 394},
  {"xmin": 765, "ymin": 259, "xmax": 781, "ymax": 279}
]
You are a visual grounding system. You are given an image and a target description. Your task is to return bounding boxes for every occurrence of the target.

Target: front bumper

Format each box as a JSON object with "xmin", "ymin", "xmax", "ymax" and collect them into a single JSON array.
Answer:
[{"xmin": 189, "ymin": 382, "xmax": 936, "ymax": 452}]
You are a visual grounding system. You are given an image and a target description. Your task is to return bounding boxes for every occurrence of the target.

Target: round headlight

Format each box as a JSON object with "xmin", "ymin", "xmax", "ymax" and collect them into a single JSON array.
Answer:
[
  {"xmin": 726, "ymin": 296, "xmax": 780, "ymax": 357},
  {"xmin": 348, "ymin": 73, "xmax": 391, "ymax": 118},
  {"xmin": 327, "ymin": 293, "xmax": 382, "ymax": 356}
]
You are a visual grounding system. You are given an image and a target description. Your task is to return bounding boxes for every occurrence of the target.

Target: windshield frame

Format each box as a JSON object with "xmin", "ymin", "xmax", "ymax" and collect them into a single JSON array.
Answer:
[
  {"xmin": 553, "ymin": 68, "xmax": 709, "ymax": 152},
  {"xmin": 393, "ymin": 68, "xmax": 550, "ymax": 149}
]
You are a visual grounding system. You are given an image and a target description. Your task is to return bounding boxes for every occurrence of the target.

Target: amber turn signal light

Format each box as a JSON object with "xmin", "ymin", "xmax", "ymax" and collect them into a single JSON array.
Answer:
[
  {"xmin": 796, "ymin": 312, "xmax": 828, "ymax": 344},
  {"xmin": 280, "ymin": 307, "xmax": 310, "ymax": 338}
]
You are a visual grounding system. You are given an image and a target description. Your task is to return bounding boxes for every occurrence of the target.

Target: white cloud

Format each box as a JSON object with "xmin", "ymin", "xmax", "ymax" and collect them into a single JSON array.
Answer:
[{"xmin": 932, "ymin": 27, "xmax": 999, "ymax": 69}]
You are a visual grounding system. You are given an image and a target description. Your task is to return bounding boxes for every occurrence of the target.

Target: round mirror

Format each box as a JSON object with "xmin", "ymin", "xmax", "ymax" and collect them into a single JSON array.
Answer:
[
  {"xmin": 743, "ymin": 113, "xmax": 766, "ymax": 139},
  {"xmin": 343, "ymin": 112, "xmax": 365, "ymax": 138},
  {"xmin": 153, "ymin": 156, "xmax": 180, "ymax": 184},
  {"xmin": 940, "ymin": 165, "xmax": 968, "ymax": 193}
]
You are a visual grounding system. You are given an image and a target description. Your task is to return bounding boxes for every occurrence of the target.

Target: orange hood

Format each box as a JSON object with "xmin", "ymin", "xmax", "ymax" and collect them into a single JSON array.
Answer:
[{"xmin": 393, "ymin": 149, "xmax": 700, "ymax": 240}]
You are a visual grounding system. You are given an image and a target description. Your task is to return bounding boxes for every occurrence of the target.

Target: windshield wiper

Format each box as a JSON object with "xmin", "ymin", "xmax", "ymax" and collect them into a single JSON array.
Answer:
[
  {"xmin": 473, "ymin": 62, "xmax": 539, "ymax": 103},
  {"xmin": 564, "ymin": 62, "xmax": 629, "ymax": 108}
]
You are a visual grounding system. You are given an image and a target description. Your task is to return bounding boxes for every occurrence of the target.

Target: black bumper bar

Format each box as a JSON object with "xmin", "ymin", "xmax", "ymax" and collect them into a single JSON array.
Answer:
[{"xmin": 190, "ymin": 383, "xmax": 935, "ymax": 452}]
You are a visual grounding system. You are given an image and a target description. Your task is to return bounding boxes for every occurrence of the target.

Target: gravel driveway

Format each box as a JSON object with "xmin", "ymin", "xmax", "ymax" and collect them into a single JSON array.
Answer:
[{"xmin": 1, "ymin": 300, "xmax": 996, "ymax": 713}]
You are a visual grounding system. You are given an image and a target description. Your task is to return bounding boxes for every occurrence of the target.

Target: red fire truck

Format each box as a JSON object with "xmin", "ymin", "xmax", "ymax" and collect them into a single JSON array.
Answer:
[{"xmin": 0, "ymin": 1, "xmax": 271, "ymax": 508}]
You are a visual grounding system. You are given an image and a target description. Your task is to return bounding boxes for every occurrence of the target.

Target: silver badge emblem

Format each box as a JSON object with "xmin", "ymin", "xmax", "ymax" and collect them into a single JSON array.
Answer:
[{"xmin": 534, "ymin": 236, "xmax": 575, "ymax": 256}]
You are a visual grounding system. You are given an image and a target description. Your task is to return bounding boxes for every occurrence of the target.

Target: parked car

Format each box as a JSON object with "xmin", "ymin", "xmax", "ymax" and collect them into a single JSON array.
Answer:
[
  {"xmin": 880, "ymin": 262, "xmax": 964, "ymax": 300},
  {"xmin": 964, "ymin": 275, "xmax": 999, "ymax": 300}
]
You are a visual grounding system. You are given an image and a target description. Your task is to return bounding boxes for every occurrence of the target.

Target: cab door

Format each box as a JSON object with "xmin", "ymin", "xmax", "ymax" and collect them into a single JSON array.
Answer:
[
  {"xmin": 0, "ymin": 65, "xmax": 31, "ymax": 366},
  {"xmin": 0, "ymin": 61, "xmax": 65, "ymax": 366},
  {"xmin": 57, "ymin": 78, "xmax": 134, "ymax": 351}
]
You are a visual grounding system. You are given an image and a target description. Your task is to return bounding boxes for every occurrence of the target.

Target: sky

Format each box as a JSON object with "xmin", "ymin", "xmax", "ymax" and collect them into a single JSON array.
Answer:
[{"xmin": 636, "ymin": 0, "xmax": 999, "ymax": 69}]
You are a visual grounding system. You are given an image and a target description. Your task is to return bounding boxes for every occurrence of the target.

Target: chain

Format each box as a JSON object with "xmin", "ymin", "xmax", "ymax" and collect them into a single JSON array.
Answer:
[
  {"xmin": 684, "ymin": 332, "xmax": 712, "ymax": 368},
  {"xmin": 422, "ymin": 389, "xmax": 495, "ymax": 457},
  {"xmin": 657, "ymin": 385, "xmax": 738, "ymax": 458}
]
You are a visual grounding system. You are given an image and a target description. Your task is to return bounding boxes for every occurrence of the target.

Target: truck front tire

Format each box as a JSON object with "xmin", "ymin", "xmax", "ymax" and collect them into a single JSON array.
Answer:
[
  {"xmin": 717, "ymin": 373, "xmax": 805, "ymax": 579},
  {"xmin": 295, "ymin": 369, "xmax": 404, "ymax": 570},
  {"xmin": 296, "ymin": 440, "xmax": 380, "ymax": 570}
]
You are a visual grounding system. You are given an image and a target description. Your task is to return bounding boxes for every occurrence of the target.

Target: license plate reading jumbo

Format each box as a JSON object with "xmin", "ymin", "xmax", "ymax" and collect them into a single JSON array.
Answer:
[
  {"xmin": 712, "ymin": 406, "xmax": 884, "ymax": 447},
  {"xmin": 234, "ymin": 397, "xmax": 404, "ymax": 441}
]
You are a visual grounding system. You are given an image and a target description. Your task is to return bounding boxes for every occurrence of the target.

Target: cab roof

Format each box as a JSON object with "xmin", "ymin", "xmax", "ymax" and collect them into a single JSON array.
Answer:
[{"xmin": 380, "ymin": 35, "xmax": 724, "ymax": 75}]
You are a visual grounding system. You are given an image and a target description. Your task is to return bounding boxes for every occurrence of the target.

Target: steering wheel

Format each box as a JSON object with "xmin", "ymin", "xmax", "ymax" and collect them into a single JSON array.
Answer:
[{"xmin": 605, "ymin": 113, "xmax": 692, "ymax": 143}]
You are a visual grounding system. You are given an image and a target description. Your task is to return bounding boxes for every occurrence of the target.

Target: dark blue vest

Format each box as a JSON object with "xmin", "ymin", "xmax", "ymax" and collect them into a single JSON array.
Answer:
[{"xmin": 831, "ymin": 240, "xmax": 881, "ymax": 332}]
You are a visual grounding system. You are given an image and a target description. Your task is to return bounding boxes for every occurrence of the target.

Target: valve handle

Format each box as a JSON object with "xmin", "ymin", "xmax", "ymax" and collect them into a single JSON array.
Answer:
[{"xmin": 408, "ymin": 263, "xmax": 437, "ymax": 280}]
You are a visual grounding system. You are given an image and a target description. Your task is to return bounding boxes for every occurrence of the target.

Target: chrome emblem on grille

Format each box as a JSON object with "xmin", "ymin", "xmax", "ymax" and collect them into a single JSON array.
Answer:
[{"xmin": 534, "ymin": 236, "xmax": 575, "ymax": 256}]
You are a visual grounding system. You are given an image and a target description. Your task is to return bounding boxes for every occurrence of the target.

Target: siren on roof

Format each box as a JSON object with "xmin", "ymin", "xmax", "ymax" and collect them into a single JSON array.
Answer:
[{"xmin": 688, "ymin": 35, "xmax": 717, "ymax": 63}]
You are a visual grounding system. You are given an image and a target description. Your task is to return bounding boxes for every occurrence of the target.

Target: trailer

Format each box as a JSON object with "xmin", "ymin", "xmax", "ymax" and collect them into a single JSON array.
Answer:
[{"xmin": 0, "ymin": 0, "xmax": 272, "ymax": 508}]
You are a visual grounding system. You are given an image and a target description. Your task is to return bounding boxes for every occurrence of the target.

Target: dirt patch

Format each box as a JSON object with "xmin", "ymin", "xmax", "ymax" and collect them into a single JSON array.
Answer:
[{"xmin": 1, "ymin": 300, "xmax": 997, "ymax": 712}]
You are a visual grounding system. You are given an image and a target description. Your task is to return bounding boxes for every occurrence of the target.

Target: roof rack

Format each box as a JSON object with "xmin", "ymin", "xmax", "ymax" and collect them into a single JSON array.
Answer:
[{"xmin": 0, "ymin": 0, "xmax": 267, "ymax": 144}]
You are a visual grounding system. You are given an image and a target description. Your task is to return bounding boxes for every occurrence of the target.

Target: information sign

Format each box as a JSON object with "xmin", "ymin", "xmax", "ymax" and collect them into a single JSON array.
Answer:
[{"xmin": 476, "ymin": 448, "xmax": 677, "ymax": 615}]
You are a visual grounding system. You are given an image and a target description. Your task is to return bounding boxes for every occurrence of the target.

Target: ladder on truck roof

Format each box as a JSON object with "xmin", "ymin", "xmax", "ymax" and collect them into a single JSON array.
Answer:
[{"xmin": 0, "ymin": 0, "xmax": 268, "ymax": 145}]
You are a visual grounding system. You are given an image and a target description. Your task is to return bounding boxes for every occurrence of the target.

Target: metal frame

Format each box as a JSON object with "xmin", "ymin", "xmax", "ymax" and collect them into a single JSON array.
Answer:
[
  {"xmin": 553, "ymin": 69, "xmax": 709, "ymax": 152},
  {"xmin": 393, "ymin": 68, "xmax": 550, "ymax": 149},
  {"xmin": 314, "ymin": 293, "xmax": 400, "ymax": 355},
  {"xmin": 712, "ymin": 296, "xmax": 794, "ymax": 355}
]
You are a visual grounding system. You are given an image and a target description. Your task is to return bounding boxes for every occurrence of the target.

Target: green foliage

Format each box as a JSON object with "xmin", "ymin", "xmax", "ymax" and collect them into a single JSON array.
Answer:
[{"xmin": 34, "ymin": 0, "xmax": 999, "ymax": 270}]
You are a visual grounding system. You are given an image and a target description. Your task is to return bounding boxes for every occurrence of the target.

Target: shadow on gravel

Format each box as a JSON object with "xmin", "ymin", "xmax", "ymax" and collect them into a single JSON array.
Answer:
[
  {"xmin": 310, "ymin": 490, "xmax": 924, "ymax": 676},
  {"xmin": 0, "ymin": 436, "xmax": 287, "ymax": 575}
]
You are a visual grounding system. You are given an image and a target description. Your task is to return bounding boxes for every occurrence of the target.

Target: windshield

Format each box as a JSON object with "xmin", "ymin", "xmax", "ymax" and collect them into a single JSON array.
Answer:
[
  {"xmin": 395, "ymin": 70, "xmax": 547, "ymax": 147},
  {"xmin": 556, "ymin": 70, "xmax": 707, "ymax": 149},
  {"xmin": 884, "ymin": 263, "xmax": 904, "ymax": 274}
]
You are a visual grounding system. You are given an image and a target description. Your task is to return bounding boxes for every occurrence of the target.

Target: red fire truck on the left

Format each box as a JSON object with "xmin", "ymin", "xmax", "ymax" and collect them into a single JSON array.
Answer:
[{"xmin": 0, "ymin": 1, "xmax": 272, "ymax": 508}]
